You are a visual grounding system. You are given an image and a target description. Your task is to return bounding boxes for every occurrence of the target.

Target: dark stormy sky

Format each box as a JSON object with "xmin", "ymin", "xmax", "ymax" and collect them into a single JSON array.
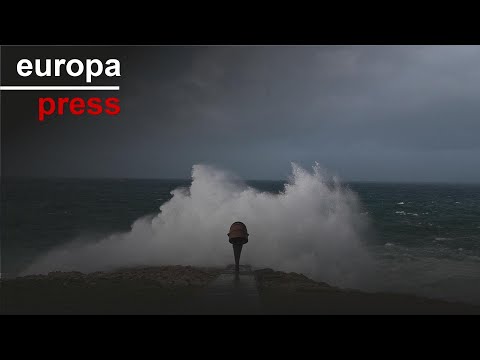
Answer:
[{"xmin": 2, "ymin": 45, "xmax": 480, "ymax": 182}]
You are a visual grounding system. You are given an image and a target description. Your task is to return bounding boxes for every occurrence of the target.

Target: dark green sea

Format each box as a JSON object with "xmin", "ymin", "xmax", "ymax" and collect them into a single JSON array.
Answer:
[{"xmin": 2, "ymin": 177, "xmax": 480, "ymax": 305}]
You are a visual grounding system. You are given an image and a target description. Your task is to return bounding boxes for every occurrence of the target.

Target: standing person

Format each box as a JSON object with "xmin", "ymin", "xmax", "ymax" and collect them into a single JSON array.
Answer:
[{"xmin": 228, "ymin": 222, "xmax": 249, "ymax": 273}]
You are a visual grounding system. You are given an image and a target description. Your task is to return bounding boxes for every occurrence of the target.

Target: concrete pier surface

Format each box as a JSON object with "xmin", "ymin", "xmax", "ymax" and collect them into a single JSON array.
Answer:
[
  {"xmin": 195, "ymin": 265, "xmax": 261, "ymax": 314},
  {"xmin": 3, "ymin": 265, "xmax": 480, "ymax": 314}
]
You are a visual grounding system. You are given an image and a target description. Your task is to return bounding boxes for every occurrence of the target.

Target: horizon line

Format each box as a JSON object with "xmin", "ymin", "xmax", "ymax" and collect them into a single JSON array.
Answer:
[{"xmin": 2, "ymin": 175, "xmax": 480, "ymax": 186}]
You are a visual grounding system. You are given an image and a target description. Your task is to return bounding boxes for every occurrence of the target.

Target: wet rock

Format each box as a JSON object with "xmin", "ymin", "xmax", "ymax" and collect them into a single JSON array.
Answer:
[
  {"xmin": 13, "ymin": 265, "xmax": 221, "ymax": 289},
  {"xmin": 254, "ymin": 269, "xmax": 333, "ymax": 292}
]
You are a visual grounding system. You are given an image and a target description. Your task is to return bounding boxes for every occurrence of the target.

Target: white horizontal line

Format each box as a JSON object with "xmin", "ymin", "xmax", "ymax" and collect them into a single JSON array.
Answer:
[{"xmin": 0, "ymin": 86, "xmax": 120, "ymax": 91}]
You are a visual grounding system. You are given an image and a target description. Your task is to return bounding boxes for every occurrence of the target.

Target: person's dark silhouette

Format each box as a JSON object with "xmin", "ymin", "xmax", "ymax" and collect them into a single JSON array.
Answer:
[{"xmin": 228, "ymin": 222, "xmax": 249, "ymax": 274}]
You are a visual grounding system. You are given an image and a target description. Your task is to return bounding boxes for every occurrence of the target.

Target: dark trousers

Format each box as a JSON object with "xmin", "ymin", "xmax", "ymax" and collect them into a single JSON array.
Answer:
[{"xmin": 232, "ymin": 243, "xmax": 243, "ymax": 273}]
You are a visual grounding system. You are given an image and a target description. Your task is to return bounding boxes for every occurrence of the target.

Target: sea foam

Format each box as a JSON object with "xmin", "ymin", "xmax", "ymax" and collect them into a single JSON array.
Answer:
[{"xmin": 23, "ymin": 163, "xmax": 373, "ymax": 288}]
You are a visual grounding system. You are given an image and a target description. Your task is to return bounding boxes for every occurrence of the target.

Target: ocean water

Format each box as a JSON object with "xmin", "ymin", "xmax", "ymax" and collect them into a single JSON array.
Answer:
[{"xmin": 2, "ymin": 176, "xmax": 480, "ymax": 305}]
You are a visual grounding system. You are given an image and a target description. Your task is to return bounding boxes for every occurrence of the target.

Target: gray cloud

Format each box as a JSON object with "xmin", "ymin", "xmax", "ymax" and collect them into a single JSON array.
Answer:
[{"xmin": 5, "ymin": 45, "xmax": 480, "ymax": 182}]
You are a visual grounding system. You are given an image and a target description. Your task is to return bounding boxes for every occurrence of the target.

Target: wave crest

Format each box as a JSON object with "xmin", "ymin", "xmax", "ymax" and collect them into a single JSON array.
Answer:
[{"xmin": 23, "ymin": 163, "xmax": 373, "ymax": 288}]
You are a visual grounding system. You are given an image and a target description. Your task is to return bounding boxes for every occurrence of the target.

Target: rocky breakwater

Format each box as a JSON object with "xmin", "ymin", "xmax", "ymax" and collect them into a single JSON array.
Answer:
[
  {"xmin": 8, "ymin": 265, "xmax": 222, "ymax": 288},
  {"xmin": 254, "ymin": 268, "xmax": 334, "ymax": 292}
]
